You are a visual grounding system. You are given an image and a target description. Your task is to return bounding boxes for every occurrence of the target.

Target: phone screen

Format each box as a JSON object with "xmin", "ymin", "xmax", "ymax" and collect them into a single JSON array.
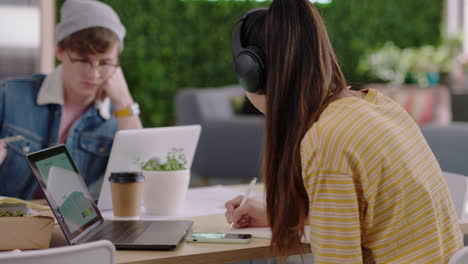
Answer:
[{"xmin": 192, "ymin": 233, "xmax": 251, "ymax": 239}]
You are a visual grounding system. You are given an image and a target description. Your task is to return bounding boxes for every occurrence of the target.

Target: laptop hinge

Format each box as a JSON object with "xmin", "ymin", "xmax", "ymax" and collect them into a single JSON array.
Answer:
[{"xmin": 72, "ymin": 220, "xmax": 104, "ymax": 244}]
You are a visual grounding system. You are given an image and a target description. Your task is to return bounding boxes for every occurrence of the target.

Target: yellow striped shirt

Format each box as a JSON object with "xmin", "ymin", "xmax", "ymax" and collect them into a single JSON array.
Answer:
[{"xmin": 301, "ymin": 89, "xmax": 463, "ymax": 264}]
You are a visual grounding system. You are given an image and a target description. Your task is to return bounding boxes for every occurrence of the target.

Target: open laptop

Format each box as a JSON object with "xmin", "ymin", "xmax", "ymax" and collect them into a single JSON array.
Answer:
[
  {"xmin": 97, "ymin": 125, "xmax": 201, "ymax": 211},
  {"xmin": 26, "ymin": 145, "xmax": 193, "ymax": 250}
]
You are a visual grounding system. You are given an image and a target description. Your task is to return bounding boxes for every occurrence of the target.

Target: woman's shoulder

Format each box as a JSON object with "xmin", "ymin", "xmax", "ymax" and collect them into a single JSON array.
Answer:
[{"xmin": 302, "ymin": 89, "xmax": 408, "ymax": 151}]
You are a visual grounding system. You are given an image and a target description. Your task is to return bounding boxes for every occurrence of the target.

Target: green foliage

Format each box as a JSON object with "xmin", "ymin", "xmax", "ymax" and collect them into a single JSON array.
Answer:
[
  {"xmin": 359, "ymin": 37, "xmax": 461, "ymax": 87},
  {"xmin": 56, "ymin": 0, "xmax": 442, "ymax": 126},
  {"xmin": 317, "ymin": 0, "xmax": 443, "ymax": 87},
  {"xmin": 102, "ymin": 0, "xmax": 267, "ymax": 127},
  {"xmin": 231, "ymin": 94, "xmax": 246, "ymax": 114},
  {"xmin": 136, "ymin": 148, "xmax": 187, "ymax": 171}
]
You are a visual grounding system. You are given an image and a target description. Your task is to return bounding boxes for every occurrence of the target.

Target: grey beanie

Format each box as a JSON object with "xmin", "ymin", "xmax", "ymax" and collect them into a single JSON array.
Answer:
[{"xmin": 56, "ymin": 0, "xmax": 126, "ymax": 51}]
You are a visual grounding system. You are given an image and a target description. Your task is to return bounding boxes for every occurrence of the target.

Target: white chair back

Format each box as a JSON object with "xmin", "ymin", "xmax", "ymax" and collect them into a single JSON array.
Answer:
[
  {"xmin": 0, "ymin": 240, "xmax": 115, "ymax": 264},
  {"xmin": 449, "ymin": 246, "xmax": 468, "ymax": 264},
  {"xmin": 443, "ymin": 172, "xmax": 468, "ymax": 219}
]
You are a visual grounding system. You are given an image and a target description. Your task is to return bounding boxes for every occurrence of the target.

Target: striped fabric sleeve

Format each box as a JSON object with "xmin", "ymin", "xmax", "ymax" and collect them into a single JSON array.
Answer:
[{"xmin": 305, "ymin": 168, "xmax": 364, "ymax": 264}]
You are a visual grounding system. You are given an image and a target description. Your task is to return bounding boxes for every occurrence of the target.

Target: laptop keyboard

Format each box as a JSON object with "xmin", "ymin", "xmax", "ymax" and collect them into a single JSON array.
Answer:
[{"xmin": 91, "ymin": 221, "xmax": 152, "ymax": 243}]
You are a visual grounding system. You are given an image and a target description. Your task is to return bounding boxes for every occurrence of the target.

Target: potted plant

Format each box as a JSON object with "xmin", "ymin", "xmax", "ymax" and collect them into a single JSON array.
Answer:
[
  {"xmin": 136, "ymin": 148, "xmax": 190, "ymax": 216},
  {"xmin": 358, "ymin": 42, "xmax": 411, "ymax": 85},
  {"xmin": 359, "ymin": 38, "xmax": 460, "ymax": 88}
]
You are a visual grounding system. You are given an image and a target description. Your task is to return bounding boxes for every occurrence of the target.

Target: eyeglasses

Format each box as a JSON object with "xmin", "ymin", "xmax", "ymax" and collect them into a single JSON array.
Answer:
[{"xmin": 66, "ymin": 51, "xmax": 120, "ymax": 76}]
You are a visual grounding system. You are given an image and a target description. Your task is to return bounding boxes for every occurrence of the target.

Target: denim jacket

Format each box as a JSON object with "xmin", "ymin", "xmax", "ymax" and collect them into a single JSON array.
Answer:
[{"xmin": 0, "ymin": 67, "xmax": 117, "ymax": 199}]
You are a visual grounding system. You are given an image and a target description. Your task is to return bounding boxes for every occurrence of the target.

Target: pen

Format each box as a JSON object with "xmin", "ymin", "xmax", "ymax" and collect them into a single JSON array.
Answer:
[{"xmin": 230, "ymin": 177, "xmax": 257, "ymax": 229}]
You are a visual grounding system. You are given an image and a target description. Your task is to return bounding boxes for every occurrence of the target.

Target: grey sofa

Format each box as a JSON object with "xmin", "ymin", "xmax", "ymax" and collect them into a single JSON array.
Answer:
[
  {"xmin": 175, "ymin": 82, "xmax": 468, "ymax": 184},
  {"xmin": 421, "ymin": 123, "xmax": 468, "ymax": 176},
  {"xmin": 175, "ymin": 85, "xmax": 264, "ymax": 184}
]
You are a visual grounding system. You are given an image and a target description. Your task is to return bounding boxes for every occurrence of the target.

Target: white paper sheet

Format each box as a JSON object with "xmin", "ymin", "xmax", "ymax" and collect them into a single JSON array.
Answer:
[{"xmin": 102, "ymin": 185, "xmax": 252, "ymax": 221}]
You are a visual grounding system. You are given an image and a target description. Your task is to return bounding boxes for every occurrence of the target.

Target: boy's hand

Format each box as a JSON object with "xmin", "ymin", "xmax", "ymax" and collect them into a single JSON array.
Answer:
[{"xmin": 97, "ymin": 67, "xmax": 133, "ymax": 109}]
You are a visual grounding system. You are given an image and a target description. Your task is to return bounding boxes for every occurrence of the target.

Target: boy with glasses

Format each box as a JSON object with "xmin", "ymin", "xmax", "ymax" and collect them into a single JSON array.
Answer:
[{"xmin": 0, "ymin": 0, "xmax": 142, "ymax": 199}]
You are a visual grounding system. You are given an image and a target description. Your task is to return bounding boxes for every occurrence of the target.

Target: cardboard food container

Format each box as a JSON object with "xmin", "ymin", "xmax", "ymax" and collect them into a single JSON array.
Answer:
[{"xmin": 0, "ymin": 215, "xmax": 54, "ymax": 250}]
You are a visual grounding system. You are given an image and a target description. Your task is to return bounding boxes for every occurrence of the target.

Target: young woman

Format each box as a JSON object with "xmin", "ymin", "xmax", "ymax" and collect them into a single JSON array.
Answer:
[{"xmin": 225, "ymin": 0, "xmax": 463, "ymax": 263}]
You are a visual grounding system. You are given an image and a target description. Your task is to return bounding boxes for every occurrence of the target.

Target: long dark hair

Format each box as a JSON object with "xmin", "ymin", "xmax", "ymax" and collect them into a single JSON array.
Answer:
[{"xmin": 243, "ymin": 0, "xmax": 348, "ymax": 257}]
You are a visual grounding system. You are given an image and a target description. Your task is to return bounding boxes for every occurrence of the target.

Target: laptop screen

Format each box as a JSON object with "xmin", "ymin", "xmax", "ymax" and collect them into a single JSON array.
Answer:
[
  {"xmin": 98, "ymin": 125, "xmax": 201, "ymax": 211},
  {"xmin": 26, "ymin": 145, "xmax": 103, "ymax": 244}
]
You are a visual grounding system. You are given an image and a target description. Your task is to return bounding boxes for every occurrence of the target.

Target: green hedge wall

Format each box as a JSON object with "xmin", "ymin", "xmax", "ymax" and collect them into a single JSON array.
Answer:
[
  {"xmin": 319, "ymin": 0, "xmax": 443, "ymax": 86},
  {"xmin": 56, "ymin": 0, "xmax": 442, "ymax": 127}
]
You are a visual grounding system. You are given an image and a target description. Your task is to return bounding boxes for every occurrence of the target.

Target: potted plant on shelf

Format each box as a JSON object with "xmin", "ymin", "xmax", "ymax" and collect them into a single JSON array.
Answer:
[
  {"xmin": 136, "ymin": 148, "xmax": 190, "ymax": 216},
  {"xmin": 359, "ymin": 38, "xmax": 460, "ymax": 88},
  {"xmin": 358, "ymin": 42, "xmax": 412, "ymax": 85}
]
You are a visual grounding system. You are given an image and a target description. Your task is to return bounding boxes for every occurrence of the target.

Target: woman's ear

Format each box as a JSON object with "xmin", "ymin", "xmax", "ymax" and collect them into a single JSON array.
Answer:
[{"xmin": 56, "ymin": 45, "xmax": 64, "ymax": 62}]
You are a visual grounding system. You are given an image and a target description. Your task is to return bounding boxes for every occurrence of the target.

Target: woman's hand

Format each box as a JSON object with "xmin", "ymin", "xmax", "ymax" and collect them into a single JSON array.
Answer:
[
  {"xmin": 224, "ymin": 195, "xmax": 269, "ymax": 228},
  {"xmin": 0, "ymin": 140, "xmax": 6, "ymax": 166}
]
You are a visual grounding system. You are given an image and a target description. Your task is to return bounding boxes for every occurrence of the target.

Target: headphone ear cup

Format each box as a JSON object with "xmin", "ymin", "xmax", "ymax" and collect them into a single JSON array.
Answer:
[
  {"xmin": 246, "ymin": 46, "xmax": 266, "ymax": 92},
  {"xmin": 234, "ymin": 47, "xmax": 266, "ymax": 94},
  {"xmin": 234, "ymin": 52, "xmax": 260, "ymax": 93}
]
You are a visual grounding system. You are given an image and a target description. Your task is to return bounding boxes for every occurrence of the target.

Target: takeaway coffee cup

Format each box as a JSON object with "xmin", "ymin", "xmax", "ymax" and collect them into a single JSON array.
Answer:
[{"xmin": 109, "ymin": 172, "xmax": 145, "ymax": 218}]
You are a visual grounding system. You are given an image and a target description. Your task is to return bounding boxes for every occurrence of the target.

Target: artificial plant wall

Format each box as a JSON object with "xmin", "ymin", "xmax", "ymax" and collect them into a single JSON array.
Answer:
[{"xmin": 56, "ymin": 0, "xmax": 442, "ymax": 127}]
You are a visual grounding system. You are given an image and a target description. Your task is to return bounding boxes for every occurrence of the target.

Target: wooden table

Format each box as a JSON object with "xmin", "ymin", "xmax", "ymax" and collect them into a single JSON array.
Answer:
[
  {"xmin": 44, "ymin": 184, "xmax": 468, "ymax": 263},
  {"xmin": 51, "ymin": 214, "xmax": 310, "ymax": 264},
  {"xmin": 50, "ymin": 184, "xmax": 311, "ymax": 264}
]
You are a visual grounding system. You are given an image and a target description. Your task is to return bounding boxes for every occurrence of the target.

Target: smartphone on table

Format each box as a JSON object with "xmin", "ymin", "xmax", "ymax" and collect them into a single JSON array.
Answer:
[{"xmin": 186, "ymin": 233, "xmax": 252, "ymax": 244}]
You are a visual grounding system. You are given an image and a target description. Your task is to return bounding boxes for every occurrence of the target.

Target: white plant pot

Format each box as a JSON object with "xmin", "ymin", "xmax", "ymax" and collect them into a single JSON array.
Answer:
[{"xmin": 142, "ymin": 169, "xmax": 190, "ymax": 216}]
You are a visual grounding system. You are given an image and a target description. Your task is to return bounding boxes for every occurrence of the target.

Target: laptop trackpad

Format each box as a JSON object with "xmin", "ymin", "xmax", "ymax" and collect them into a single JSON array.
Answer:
[{"xmin": 132, "ymin": 221, "xmax": 191, "ymax": 246}]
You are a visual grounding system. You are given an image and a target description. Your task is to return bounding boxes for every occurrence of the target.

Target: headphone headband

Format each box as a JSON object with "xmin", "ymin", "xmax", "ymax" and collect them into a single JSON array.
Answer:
[{"xmin": 231, "ymin": 8, "xmax": 268, "ymax": 94}]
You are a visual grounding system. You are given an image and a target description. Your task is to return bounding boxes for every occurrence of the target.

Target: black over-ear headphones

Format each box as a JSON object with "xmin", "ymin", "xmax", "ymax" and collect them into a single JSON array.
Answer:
[{"xmin": 232, "ymin": 8, "xmax": 268, "ymax": 94}]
